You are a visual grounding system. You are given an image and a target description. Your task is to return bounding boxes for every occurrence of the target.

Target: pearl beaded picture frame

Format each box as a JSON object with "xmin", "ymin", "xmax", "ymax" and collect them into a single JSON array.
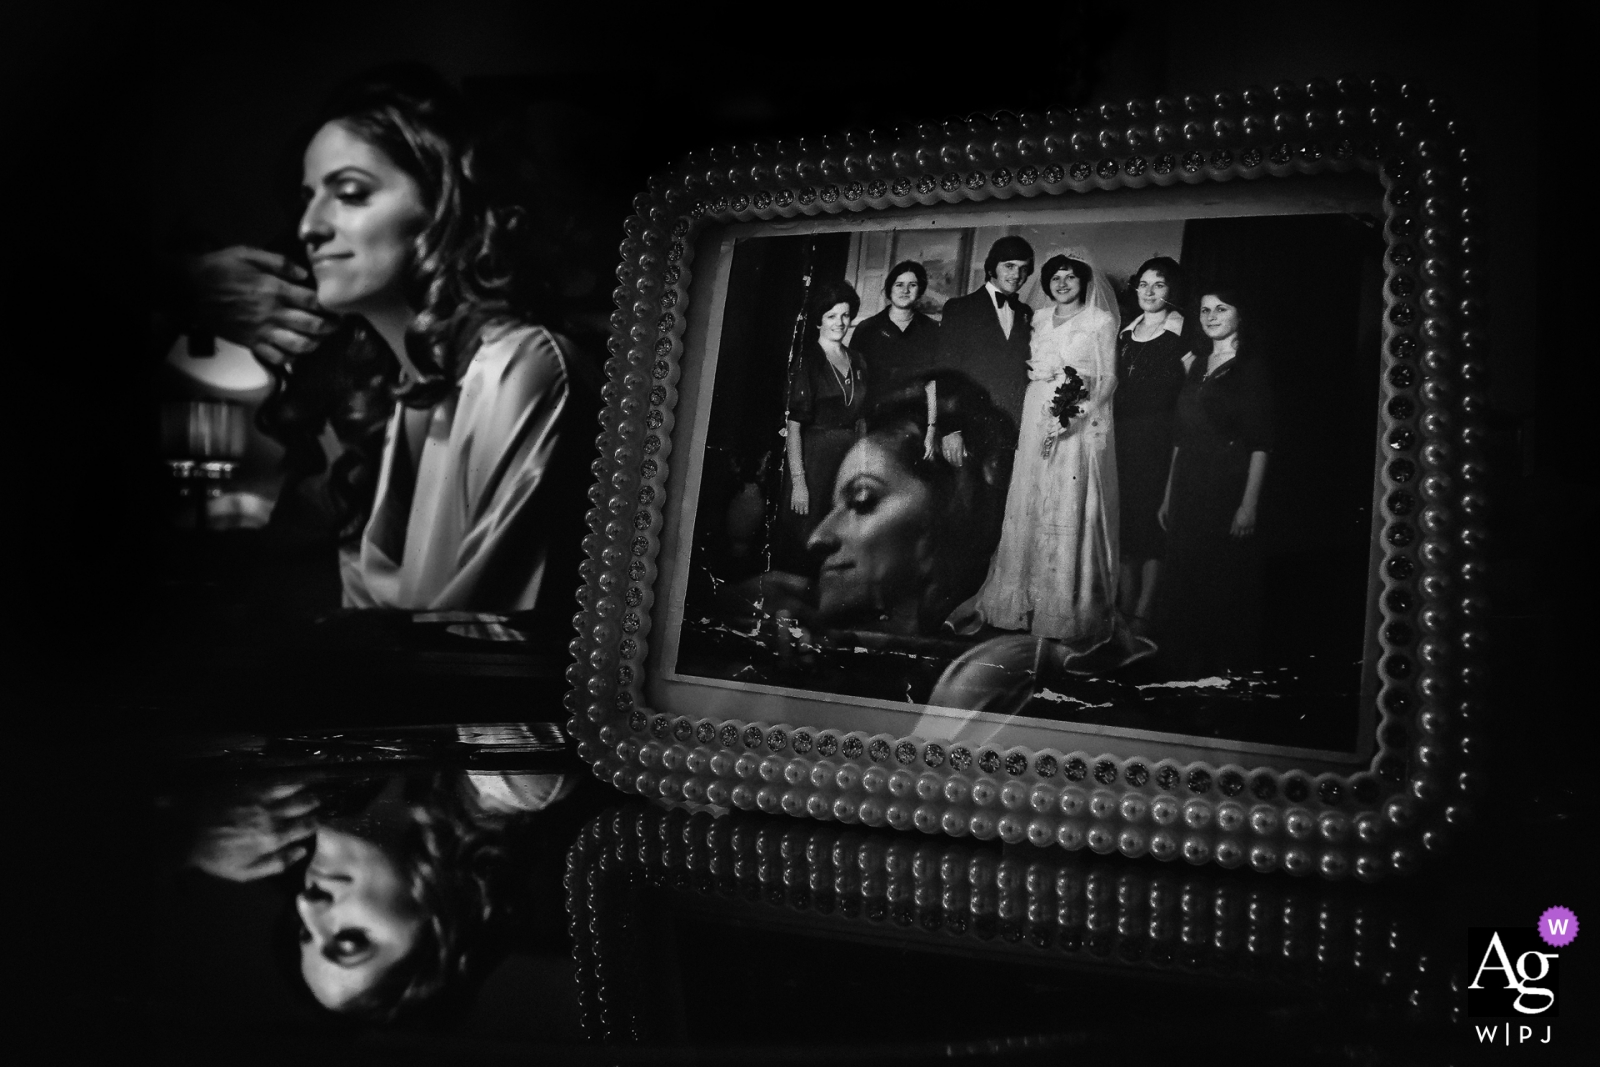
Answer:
[
  {"xmin": 567, "ymin": 804, "xmax": 1461, "ymax": 1045},
  {"xmin": 567, "ymin": 78, "xmax": 1485, "ymax": 881}
]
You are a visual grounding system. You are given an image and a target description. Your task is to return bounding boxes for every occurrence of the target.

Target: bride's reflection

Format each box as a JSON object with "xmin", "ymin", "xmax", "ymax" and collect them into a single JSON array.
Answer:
[
  {"xmin": 289, "ymin": 769, "xmax": 577, "ymax": 1020},
  {"xmin": 173, "ymin": 748, "xmax": 591, "ymax": 1029}
]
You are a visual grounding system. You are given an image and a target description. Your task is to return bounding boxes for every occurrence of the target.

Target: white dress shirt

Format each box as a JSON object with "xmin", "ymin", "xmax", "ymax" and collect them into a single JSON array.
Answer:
[{"xmin": 985, "ymin": 281, "xmax": 1016, "ymax": 339}]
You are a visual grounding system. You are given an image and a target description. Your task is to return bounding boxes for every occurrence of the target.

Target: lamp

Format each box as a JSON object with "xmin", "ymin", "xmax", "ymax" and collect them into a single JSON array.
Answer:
[{"xmin": 162, "ymin": 333, "xmax": 271, "ymax": 529}]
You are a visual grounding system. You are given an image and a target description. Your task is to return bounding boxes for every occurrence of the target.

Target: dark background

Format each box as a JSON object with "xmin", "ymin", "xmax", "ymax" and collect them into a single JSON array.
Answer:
[
  {"xmin": 10, "ymin": 0, "xmax": 1560, "ymax": 718},
  {"xmin": 0, "ymin": 10, "xmax": 1565, "ymax": 768},
  {"xmin": 5, "ymin": 3, "xmax": 1584, "ymax": 1059}
]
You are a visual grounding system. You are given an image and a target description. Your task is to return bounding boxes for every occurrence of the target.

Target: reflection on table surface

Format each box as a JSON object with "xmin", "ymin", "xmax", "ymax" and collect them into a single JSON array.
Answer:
[
  {"xmin": 570, "ymin": 806, "xmax": 1461, "ymax": 1055},
  {"xmin": 129, "ymin": 727, "xmax": 1498, "ymax": 1063},
  {"xmin": 136, "ymin": 598, "xmax": 572, "ymax": 732},
  {"xmin": 146, "ymin": 738, "xmax": 597, "ymax": 1051}
]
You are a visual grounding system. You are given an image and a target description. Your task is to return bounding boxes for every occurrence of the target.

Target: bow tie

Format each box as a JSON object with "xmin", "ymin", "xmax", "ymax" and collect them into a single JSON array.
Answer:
[{"xmin": 992, "ymin": 290, "xmax": 1013, "ymax": 310}]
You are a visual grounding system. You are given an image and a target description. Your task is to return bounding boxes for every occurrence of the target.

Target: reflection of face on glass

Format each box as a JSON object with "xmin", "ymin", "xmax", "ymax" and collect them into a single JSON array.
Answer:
[
  {"xmin": 1135, "ymin": 270, "xmax": 1169, "ymax": 313},
  {"xmin": 299, "ymin": 121, "xmax": 429, "ymax": 316},
  {"xmin": 817, "ymin": 301, "xmax": 852, "ymax": 344},
  {"xmin": 888, "ymin": 271, "xmax": 921, "ymax": 310},
  {"xmin": 297, "ymin": 824, "xmax": 423, "ymax": 1010},
  {"xmin": 991, "ymin": 259, "xmax": 1030, "ymax": 295},
  {"xmin": 1199, "ymin": 295, "xmax": 1240, "ymax": 341},
  {"xmin": 807, "ymin": 437, "xmax": 933, "ymax": 628},
  {"xmin": 1048, "ymin": 268, "xmax": 1082, "ymax": 306}
]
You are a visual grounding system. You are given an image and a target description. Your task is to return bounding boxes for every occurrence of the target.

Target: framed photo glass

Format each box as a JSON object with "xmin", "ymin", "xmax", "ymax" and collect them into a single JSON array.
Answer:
[{"xmin": 569, "ymin": 80, "xmax": 1486, "ymax": 881}]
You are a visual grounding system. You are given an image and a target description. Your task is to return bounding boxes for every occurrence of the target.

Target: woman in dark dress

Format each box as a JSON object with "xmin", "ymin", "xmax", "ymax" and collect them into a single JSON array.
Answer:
[
  {"xmin": 1155, "ymin": 284, "xmax": 1272, "ymax": 677},
  {"xmin": 1113, "ymin": 257, "xmax": 1189, "ymax": 634},
  {"xmin": 848, "ymin": 260, "xmax": 940, "ymax": 392},
  {"xmin": 785, "ymin": 279, "xmax": 868, "ymax": 535}
]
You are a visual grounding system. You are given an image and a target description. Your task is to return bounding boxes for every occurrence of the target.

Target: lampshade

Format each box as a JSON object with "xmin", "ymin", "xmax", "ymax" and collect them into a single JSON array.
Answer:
[
  {"xmin": 164, "ymin": 334, "xmax": 272, "ymax": 395},
  {"xmin": 162, "ymin": 398, "xmax": 247, "ymax": 460}
]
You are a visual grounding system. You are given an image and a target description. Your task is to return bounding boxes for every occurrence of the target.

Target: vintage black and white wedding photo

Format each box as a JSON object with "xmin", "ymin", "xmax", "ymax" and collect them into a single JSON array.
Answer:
[{"xmin": 665, "ymin": 207, "xmax": 1386, "ymax": 756}]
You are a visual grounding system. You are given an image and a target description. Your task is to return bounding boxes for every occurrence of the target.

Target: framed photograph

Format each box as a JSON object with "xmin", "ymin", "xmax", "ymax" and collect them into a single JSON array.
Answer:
[{"xmin": 569, "ymin": 79, "xmax": 1486, "ymax": 881}]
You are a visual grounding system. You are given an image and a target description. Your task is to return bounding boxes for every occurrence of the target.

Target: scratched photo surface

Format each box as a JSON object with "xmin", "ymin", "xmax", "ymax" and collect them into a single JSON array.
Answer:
[{"xmin": 665, "ymin": 212, "xmax": 1386, "ymax": 754}]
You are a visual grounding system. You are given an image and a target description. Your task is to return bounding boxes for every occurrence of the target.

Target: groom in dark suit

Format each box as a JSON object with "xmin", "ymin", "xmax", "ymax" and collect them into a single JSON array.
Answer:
[{"xmin": 937, "ymin": 235, "xmax": 1036, "ymax": 434}]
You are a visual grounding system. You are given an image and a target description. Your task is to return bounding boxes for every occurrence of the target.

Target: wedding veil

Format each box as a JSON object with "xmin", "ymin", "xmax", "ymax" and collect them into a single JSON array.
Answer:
[{"xmin": 1042, "ymin": 246, "xmax": 1120, "ymax": 388}]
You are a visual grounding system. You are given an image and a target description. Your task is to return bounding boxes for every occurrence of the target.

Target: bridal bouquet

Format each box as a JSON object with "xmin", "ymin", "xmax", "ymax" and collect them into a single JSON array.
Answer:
[
  {"xmin": 1041, "ymin": 368, "xmax": 1089, "ymax": 458},
  {"xmin": 1049, "ymin": 367, "xmax": 1089, "ymax": 427}
]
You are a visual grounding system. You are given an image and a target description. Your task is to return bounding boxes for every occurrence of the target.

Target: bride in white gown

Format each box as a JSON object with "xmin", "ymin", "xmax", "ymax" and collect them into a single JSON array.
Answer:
[{"xmin": 961, "ymin": 249, "xmax": 1122, "ymax": 643}]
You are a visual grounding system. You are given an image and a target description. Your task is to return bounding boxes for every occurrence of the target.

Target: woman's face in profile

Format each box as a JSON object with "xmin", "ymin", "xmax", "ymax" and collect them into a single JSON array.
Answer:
[
  {"xmin": 1199, "ymin": 295, "xmax": 1240, "ymax": 341},
  {"xmin": 1048, "ymin": 267, "xmax": 1082, "ymax": 306},
  {"xmin": 296, "ymin": 823, "xmax": 423, "ymax": 1010},
  {"xmin": 888, "ymin": 272, "xmax": 921, "ymax": 311},
  {"xmin": 299, "ymin": 121, "xmax": 429, "ymax": 316},
  {"xmin": 1135, "ymin": 270, "xmax": 1169, "ymax": 314},
  {"xmin": 808, "ymin": 436, "xmax": 933, "ymax": 625},
  {"xmin": 818, "ymin": 301, "xmax": 852, "ymax": 344}
]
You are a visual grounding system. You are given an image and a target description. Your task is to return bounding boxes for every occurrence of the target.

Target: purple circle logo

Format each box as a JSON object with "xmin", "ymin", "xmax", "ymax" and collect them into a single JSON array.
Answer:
[{"xmin": 1539, "ymin": 906, "xmax": 1578, "ymax": 948}]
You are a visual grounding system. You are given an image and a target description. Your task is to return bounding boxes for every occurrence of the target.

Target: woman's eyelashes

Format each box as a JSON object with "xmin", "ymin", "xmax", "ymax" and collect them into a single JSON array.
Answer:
[
  {"xmin": 841, "ymin": 478, "xmax": 882, "ymax": 514},
  {"xmin": 300, "ymin": 174, "xmax": 375, "ymax": 207}
]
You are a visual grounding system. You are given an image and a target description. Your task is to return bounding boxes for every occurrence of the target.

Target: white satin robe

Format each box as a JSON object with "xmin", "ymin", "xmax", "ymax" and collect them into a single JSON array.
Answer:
[{"xmin": 341, "ymin": 323, "xmax": 586, "ymax": 614}]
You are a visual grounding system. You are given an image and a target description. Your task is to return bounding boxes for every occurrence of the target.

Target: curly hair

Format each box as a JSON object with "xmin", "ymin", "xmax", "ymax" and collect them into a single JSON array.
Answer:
[
  {"xmin": 807, "ymin": 277, "xmax": 861, "ymax": 328},
  {"xmin": 1129, "ymin": 256, "xmax": 1187, "ymax": 311},
  {"xmin": 1038, "ymin": 255, "xmax": 1092, "ymax": 304},
  {"xmin": 255, "ymin": 318, "xmax": 394, "ymax": 543},
  {"xmin": 338, "ymin": 777, "xmax": 508, "ymax": 1025},
  {"xmin": 275, "ymin": 772, "xmax": 518, "ymax": 1029},
  {"xmin": 257, "ymin": 63, "xmax": 537, "ymax": 543}
]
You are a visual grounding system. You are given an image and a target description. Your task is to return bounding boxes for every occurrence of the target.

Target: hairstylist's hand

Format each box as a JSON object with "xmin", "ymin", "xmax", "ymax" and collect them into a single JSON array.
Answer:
[
  {"xmin": 186, "ymin": 246, "xmax": 337, "ymax": 367},
  {"xmin": 187, "ymin": 780, "xmax": 320, "ymax": 882}
]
